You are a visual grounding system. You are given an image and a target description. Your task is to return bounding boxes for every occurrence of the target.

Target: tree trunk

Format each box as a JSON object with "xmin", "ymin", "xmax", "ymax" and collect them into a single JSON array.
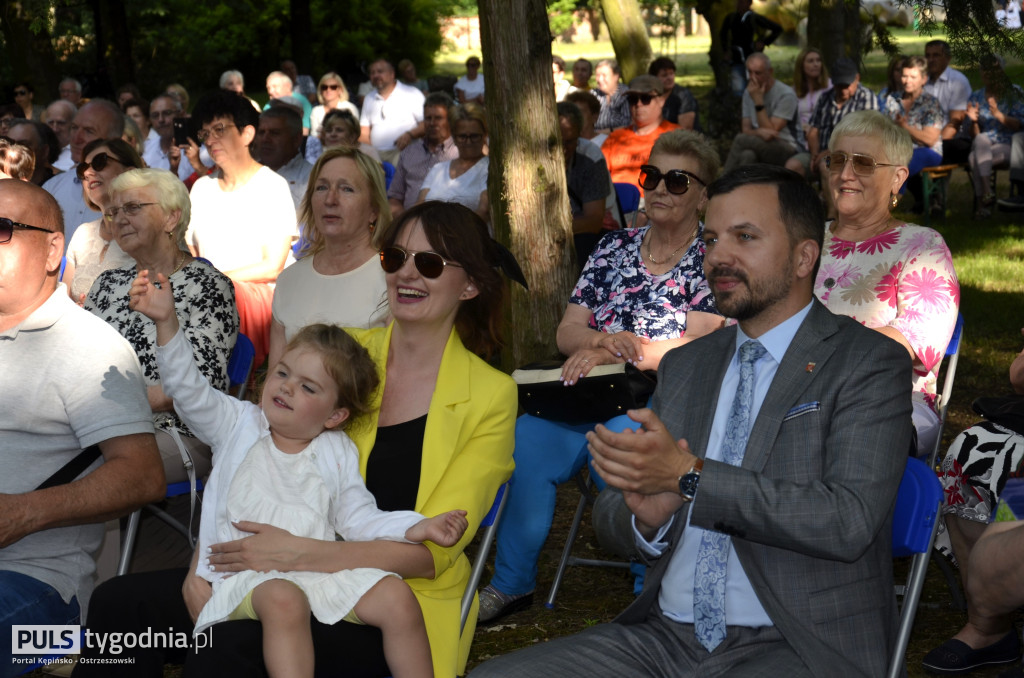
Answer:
[
  {"xmin": 290, "ymin": 0, "xmax": 313, "ymax": 79},
  {"xmin": 600, "ymin": 0, "xmax": 653, "ymax": 82},
  {"xmin": 807, "ymin": 0, "xmax": 863, "ymax": 68},
  {"xmin": 95, "ymin": 0, "xmax": 135, "ymax": 92},
  {"xmin": 695, "ymin": 0, "xmax": 733, "ymax": 92},
  {"xmin": 478, "ymin": 0, "xmax": 576, "ymax": 369},
  {"xmin": 0, "ymin": 0, "xmax": 61, "ymax": 97}
]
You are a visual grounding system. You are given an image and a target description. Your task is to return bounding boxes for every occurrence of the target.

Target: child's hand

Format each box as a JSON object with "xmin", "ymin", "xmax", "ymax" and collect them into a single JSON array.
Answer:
[
  {"xmin": 405, "ymin": 510, "xmax": 469, "ymax": 547},
  {"xmin": 129, "ymin": 269, "xmax": 180, "ymax": 344}
]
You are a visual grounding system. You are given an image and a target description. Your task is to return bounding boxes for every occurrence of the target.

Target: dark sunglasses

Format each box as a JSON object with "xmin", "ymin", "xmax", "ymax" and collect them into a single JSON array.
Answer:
[
  {"xmin": 380, "ymin": 245, "xmax": 463, "ymax": 279},
  {"xmin": 0, "ymin": 217, "xmax": 53, "ymax": 244},
  {"xmin": 638, "ymin": 165, "xmax": 705, "ymax": 195},
  {"xmin": 320, "ymin": 83, "xmax": 340, "ymax": 91},
  {"xmin": 76, "ymin": 152, "xmax": 125, "ymax": 180},
  {"xmin": 824, "ymin": 151, "xmax": 900, "ymax": 176},
  {"xmin": 14, "ymin": 89, "xmax": 28, "ymax": 96},
  {"xmin": 625, "ymin": 92, "xmax": 656, "ymax": 106}
]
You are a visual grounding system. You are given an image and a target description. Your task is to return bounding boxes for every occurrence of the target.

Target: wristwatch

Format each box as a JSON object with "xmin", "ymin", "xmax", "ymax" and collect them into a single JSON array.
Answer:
[
  {"xmin": 677, "ymin": 459, "xmax": 704, "ymax": 502},
  {"xmin": 754, "ymin": 104, "xmax": 766, "ymax": 112}
]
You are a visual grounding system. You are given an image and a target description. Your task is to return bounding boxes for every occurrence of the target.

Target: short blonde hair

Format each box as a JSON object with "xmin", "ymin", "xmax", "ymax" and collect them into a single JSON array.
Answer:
[
  {"xmin": 650, "ymin": 129, "xmax": 721, "ymax": 185},
  {"xmin": 449, "ymin": 102, "xmax": 487, "ymax": 136},
  {"xmin": 828, "ymin": 110, "xmax": 913, "ymax": 166},
  {"xmin": 298, "ymin": 147, "xmax": 390, "ymax": 258},
  {"xmin": 109, "ymin": 168, "xmax": 191, "ymax": 243}
]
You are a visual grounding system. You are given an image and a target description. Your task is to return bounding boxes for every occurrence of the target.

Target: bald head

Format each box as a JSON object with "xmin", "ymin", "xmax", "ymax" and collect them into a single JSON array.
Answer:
[
  {"xmin": 70, "ymin": 99, "xmax": 125, "ymax": 162},
  {"xmin": 2, "ymin": 179, "xmax": 63, "ymax": 234}
]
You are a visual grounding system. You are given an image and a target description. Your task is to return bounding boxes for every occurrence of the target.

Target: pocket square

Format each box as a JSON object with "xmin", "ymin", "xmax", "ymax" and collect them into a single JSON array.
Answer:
[{"xmin": 783, "ymin": 401, "xmax": 821, "ymax": 421}]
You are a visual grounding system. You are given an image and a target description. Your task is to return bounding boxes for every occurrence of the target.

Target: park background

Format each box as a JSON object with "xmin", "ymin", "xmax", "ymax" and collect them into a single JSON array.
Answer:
[{"xmin": 5, "ymin": 1, "xmax": 1024, "ymax": 676}]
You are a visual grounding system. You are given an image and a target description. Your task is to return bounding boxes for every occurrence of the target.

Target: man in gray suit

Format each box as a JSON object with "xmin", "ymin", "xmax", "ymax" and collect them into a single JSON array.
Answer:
[{"xmin": 471, "ymin": 165, "xmax": 913, "ymax": 678}]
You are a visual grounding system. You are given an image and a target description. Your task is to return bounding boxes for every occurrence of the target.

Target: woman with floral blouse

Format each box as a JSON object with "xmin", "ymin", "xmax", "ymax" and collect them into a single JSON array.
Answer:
[
  {"xmin": 816, "ymin": 110, "xmax": 959, "ymax": 457},
  {"xmin": 965, "ymin": 55, "xmax": 1024, "ymax": 218},
  {"xmin": 477, "ymin": 130, "xmax": 725, "ymax": 623}
]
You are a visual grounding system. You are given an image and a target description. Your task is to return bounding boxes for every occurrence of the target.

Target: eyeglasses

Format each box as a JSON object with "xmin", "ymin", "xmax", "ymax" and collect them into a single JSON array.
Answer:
[
  {"xmin": 196, "ymin": 123, "xmax": 240, "ymax": 144},
  {"xmin": 825, "ymin": 151, "xmax": 901, "ymax": 176},
  {"xmin": 454, "ymin": 133, "xmax": 484, "ymax": 144},
  {"xmin": 104, "ymin": 202, "xmax": 158, "ymax": 220},
  {"xmin": 14, "ymin": 90, "xmax": 28, "ymax": 96},
  {"xmin": 380, "ymin": 246, "xmax": 463, "ymax": 279},
  {"xmin": 638, "ymin": 165, "xmax": 705, "ymax": 195},
  {"xmin": 625, "ymin": 92, "xmax": 657, "ymax": 106},
  {"xmin": 0, "ymin": 217, "xmax": 53, "ymax": 243},
  {"xmin": 320, "ymin": 83, "xmax": 340, "ymax": 91},
  {"xmin": 76, "ymin": 152, "xmax": 125, "ymax": 180}
]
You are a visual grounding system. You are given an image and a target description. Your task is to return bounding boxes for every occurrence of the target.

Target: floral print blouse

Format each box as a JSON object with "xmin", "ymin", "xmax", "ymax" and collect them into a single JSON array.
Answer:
[
  {"xmin": 570, "ymin": 225, "xmax": 718, "ymax": 340},
  {"xmin": 968, "ymin": 86, "xmax": 1024, "ymax": 146},
  {"xmin": 884, "ymin": 91, "xmax": 944, "ymax": 153},
  {"xmin": 814, "ymin": 223, "xmax": 959, "ymax": 409},
  {"xmin": 85, "ymin": 258, "xmax": 239, "ymax": 437}
]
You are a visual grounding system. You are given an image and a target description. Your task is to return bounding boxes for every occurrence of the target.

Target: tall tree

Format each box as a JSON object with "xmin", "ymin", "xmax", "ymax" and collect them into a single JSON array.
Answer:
[
  {"xmin": 601, "ymin": 0, "xmax": 653, "ymax": 81},
  {"xmin": 478, "ymin": 0, "xmax": 576, "ymax": 368},
  {"xmin": 0, "ymin": 0, "xmax": 61, "ymax": 96},
  {"xmin": 806, "ymin": 0, "xmax": 862, "ymax": 69}
]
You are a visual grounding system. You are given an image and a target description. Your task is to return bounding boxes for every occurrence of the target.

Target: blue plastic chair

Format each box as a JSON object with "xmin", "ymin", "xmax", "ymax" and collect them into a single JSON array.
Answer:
[
  {"xmin": 228, "ymin": 333, "xmax": 256, "ymax": 399},
  {"xmin": 460, "ymin": 482, "xmax": 509, "ymax": 634},
  {"xmin": 926, "ymin": 313, "xmax": 964, "ymax": 467},
  {"xmin": 381, "ymin": 161, "xmax": 396, "ymax": 191},
  {"xmin": 887, "ymin": 456, "xmax": 944, "ymax": 678},
  {"xmin": 613, "ymin": 182, "xmax": 641, "ymax": 229}
]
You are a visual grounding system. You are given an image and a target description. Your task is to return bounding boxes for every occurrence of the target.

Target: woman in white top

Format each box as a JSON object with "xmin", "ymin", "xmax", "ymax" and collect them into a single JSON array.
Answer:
[
  {"xmin": 269, "ymin": 146, "xmax": 391, "ymax": 368},
  {"xmin": 455, "ymin": 56, "xmax": 485, "ymax": 104},
  {"xmin": 416, "ymin": 103, "xmax": 489, "ymax": 222},
  {"xmin": 64, "ymin": 138, "xmax": 145, "ymax": 303},
  {"xmin": 308, "ymin": 72, "xmax": 360, "ymax": 149},
  {"xmin": 793, "ymin": 48, "xmax": 832, "ymax": 133}
]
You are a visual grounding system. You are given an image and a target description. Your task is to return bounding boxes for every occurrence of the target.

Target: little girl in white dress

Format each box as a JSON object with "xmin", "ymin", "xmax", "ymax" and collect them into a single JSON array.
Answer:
[{"xmin": 130, "ymin": 268, "xmax": 468, "ymax": 678}]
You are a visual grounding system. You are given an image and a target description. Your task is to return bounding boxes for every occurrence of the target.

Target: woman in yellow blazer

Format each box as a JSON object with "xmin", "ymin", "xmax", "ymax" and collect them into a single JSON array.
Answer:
[{"xmin": 76, "ymin": 202, "xmax": 517, "ymax": 678}]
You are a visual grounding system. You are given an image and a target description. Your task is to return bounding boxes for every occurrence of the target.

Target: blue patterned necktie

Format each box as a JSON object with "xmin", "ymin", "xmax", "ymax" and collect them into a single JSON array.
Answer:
[{"xmin": 693, "ymin": 339, "xmax": 767, "ymax": 653}]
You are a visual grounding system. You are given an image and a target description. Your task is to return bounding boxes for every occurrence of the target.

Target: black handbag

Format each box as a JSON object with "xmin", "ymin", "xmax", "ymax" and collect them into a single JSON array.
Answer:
[
  {"xmin": 513, "ymin": 360, "xmax": 657, "ymax": 425},
  {"xmin": 973, "ymin": 395, "xmax": 1024, "ymax": 435}
]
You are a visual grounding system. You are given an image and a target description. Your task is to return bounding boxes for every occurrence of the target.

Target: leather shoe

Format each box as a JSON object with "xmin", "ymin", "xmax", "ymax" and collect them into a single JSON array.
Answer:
[
  {"xmin": 477, "ymin": 584, "xmax": 533, "ymax": 624},
  {"xmin": 922, "ymin": 629, "xmax": 1021, "ymax": 675}
]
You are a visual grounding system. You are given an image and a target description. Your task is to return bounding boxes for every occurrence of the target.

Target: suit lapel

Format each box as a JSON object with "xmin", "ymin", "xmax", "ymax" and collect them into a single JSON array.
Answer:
[{"xmin": 742, "ymin": 301, "xmax": 840, "ymax": 471}]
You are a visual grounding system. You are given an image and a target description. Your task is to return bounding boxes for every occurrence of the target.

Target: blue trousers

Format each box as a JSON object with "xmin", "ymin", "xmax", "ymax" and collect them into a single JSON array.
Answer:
[
  {"xmin": 901, "ymin": 147, "xmax": 942, "ymax": 194},
  {"xmin": 490, "ymin": 413, "xmax": 640, "ymax": 596},
  {"xmin": 0, "ymin": 571, "xmax": 80, "ymax": 678}
]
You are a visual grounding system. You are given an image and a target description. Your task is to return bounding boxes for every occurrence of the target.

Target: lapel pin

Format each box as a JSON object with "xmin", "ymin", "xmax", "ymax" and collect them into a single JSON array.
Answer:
[{"xmin": 806, "ymin": 362, "xmax": 816, "ymax": 373}]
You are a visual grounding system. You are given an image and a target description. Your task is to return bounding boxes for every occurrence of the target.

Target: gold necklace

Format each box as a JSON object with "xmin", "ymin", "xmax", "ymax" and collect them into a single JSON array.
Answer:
[
  {"xmin": 170, "ymin": 251, "xmax": 186, "ymax": 275},
  {"xmin": 645, "ymin": 228, "xmax": 691, "ymax": 265}
]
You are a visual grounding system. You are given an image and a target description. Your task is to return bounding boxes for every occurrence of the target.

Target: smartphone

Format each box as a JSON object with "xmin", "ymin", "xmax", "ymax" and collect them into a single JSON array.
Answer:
[{"xmin": 173, "ymin": 117, "xmax": 190, "ymax": 147}]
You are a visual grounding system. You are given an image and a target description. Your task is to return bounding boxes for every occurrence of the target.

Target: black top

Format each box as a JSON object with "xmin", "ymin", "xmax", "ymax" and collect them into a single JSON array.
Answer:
[
  {"xmin": 365, "ymin": 414, "xmax": 427, "ymax": 511},
  {"xmin": 719, "ymin": 10, "xmax": 782, "ymax": 64}
]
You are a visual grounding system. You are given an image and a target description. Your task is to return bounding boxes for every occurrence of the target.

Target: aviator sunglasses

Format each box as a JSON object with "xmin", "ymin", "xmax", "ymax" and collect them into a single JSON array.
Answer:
[
  {"xmin": 625, "ymin": 92, "xmax": 656, "ymax": 106},
  {"xmin": 0, "ymin": 217, "xmax": 53, "ymax": 244},
  {"xmin": 825, "ymin": 151, "xmax": 900, "ymax": 176},
  {"xmin": 638, "ymin": 165, "xmax": 705, "ymax": 195},
  {"xmin": 76, "ymin": 152, "xmax": 125, "ymax": 180},
  {"xmin": 380, "ymin": 245, "xmax": 463, "ymax": 279}
]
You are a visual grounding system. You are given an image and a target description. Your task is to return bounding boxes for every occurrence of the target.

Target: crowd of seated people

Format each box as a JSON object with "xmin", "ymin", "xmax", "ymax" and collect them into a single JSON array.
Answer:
[{"xmin": 3, "ymin": 39, "xmax": 1020, "ymax": 678}]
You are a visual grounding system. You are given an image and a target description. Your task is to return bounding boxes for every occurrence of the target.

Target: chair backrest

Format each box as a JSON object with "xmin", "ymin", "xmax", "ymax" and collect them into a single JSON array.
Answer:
[
  {"xmin": 892, "ymin": 456, "xmax": 944, "ymax": 557},
  {"xmin": 59, "ymin": 255, "xmax": 67, "ymax": 282},
  {"xmin": 614, "ymin": 182, "xmax": 641, "ymax": 213},
  {"xmin": 228, "ymin": 333, "xmax": 256, "ymax": 400},
  {"xmin": 459, "ymin": 481, "xmax": 510, "ymax": 635},
  {"xmin": 927, "ymin": 312, "xmax": 964, "ymax": 467},
  {"xmin": 381, "ymin": 160, "xmax": 396, "ymax": 190}
]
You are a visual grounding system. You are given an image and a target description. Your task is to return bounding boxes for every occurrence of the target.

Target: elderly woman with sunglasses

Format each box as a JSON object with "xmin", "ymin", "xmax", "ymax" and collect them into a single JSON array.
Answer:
[
  {"xmin": 84, "ymin": 167, "xmax": 237, "ymax": 486},
  {"xmin": 268, "ymin": 146, "xmax": 390, "ymax": 369},
  {"xmin": 478, "ymin": 129, "xmax": 725, "ymax": 623},
  {"xmin": 816, "ymin": 110, "xmax": 958, "ymax": 457},
  {"xmin": 78, "ymin": 201, "xmax": 518, "ymax": 678},
  {"xmin": 63, "ymin": 138, "xmax": 145, "ymax": 304}
]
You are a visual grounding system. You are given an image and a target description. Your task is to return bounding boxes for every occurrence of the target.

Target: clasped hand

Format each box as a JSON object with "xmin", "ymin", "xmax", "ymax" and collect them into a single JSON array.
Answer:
[
  {"xmin": 560, "ymin": 331, "xmax": 649, "ymax": 385},
  {"xmin": 587, "ymin": 408, "xmax": 697, "ymax": 534}
]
